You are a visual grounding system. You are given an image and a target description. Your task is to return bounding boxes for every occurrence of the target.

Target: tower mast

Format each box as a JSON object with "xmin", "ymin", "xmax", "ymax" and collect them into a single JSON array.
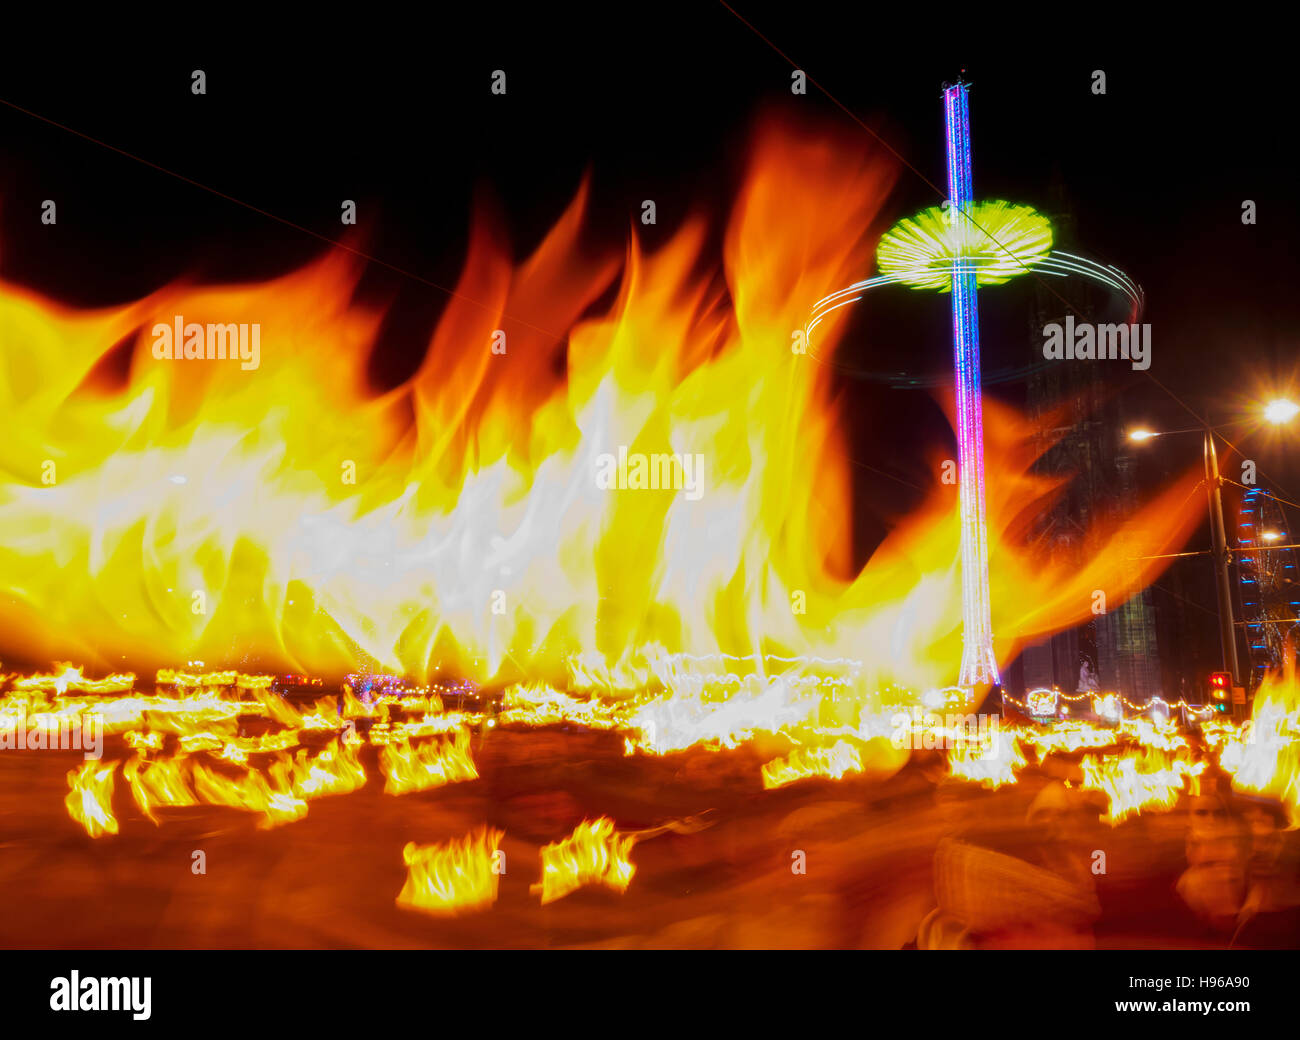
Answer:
[{"xmin": 943, "ymin": 80, "xmax": 1000, "ymax": 687}]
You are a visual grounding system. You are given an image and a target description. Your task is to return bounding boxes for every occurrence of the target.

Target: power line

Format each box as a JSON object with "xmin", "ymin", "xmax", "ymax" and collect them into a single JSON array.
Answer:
[{"xmin": 0, "ymin": 97, "xmax": 563, "ymax": 342}]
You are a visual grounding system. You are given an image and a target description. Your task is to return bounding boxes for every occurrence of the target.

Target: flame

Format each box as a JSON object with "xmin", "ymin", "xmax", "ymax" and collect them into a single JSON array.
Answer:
[
  {"xmin": 12, "ymin": 663, "xmax": 134, "ymax": 695},
  {"xmin": 1019, "ymin": 719, "xmax": 1118, "ymax": 756},
  {"xmin": 533, "ymin": 817, "xmax": 636, "ymax": 904},
  {"xmin": 1220, "ymin": 663, "xmax": 1300, "ymax": 825},
  {"xmin": 190, "ymin": 758, "xmax": 307, "ymax": 828},
  {"xmin": 65, "ymin": 761, "xmax": 118, "ymax": 837},
  {"xmin": 379, "ymin": 730, "xmax": 477, "ymax": 795},
  {"xmin": 288, "ymin": 738, "xmax": 367, "ymax": 799},
  {"xmin": 123, "ymin": 753, "xmax": 198, "ymax": 823},
  {"xmin": 17, "ymin": 656, "xmax": 1296, "ymax": 837},
  {"xmin": 397, "ymin": 826, "xmax": 505, "ymax": 915},
  {"xmin": 946, "ymin": 730, "xmax": 1025, "ymax": 789},
  {"xmin": 0, "ymin": 113, "xmax": 1203, "ymax": 723},
  {"xmin": 761, "ymin": 739, "xmax": 864, "ymax": 788},
  {"xmin": 1081, "ymin": 746, "xmax": 1204, "ymax": 825}
]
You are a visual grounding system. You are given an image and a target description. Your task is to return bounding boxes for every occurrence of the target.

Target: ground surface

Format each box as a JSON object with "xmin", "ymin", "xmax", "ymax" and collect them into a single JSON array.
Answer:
[{"xmin": 1, "ymin": 728, "xmax": 1295, "ymax": 949}]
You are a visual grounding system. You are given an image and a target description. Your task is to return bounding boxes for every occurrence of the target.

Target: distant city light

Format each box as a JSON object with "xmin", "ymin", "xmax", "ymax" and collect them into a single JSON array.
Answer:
[{"xmin": 1263, "ymin": 398, "xmax": 1300, "ymax": 424}]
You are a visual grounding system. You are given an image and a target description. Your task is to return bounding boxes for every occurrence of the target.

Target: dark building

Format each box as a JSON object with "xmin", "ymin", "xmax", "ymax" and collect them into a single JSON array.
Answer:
[{"xmin": 1006, "ymin": 190, "xmax": 1162, "ymax": 702}]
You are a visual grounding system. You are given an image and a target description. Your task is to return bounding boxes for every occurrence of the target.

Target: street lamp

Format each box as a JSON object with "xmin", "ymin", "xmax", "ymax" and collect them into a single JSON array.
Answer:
[
  {"xmin": 1264, "ymin": 398, "xmax": 1300, "ymax": 425},
  {"xmin": 1128, "ymin": 398, "xmax": 1298, "ymax": 711}
]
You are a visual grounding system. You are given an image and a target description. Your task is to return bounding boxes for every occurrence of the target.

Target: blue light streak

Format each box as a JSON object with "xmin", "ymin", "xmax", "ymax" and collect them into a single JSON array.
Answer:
[{"xmin": 944, "ymin": 81, "xmax": 1000, "ymax": 687}]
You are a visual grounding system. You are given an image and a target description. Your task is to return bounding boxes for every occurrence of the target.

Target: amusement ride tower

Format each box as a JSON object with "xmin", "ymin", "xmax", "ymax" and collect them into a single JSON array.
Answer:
[{"xmin": 943, "ymin": 80, "xmax": 1000, "ymax": 688}]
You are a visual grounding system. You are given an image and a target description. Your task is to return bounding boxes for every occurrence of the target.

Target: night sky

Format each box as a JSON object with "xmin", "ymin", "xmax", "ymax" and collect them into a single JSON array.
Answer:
[{"xmin": 0, "ymin": 8, "xmax": 1295, "ymax": 673}]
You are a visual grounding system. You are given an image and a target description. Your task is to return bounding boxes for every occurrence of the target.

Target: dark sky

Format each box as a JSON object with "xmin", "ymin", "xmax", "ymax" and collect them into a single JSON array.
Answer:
[{"xmin": 0, "ymin": 7, "xmax": 1295, "ymax": 626}]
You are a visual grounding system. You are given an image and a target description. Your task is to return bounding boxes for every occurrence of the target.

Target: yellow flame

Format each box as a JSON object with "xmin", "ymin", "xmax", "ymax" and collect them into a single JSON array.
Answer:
[
  {"xmin": 533, "ymin": 817, "xmax": 636, "ymax": 904},
  {"xmin": 1220, "ymin": 665, "xmax": 1300, "ymax": 825},
  {"xmin": 190, "ymin": 758, "xmax": 308, "ymax": 829},
  {"xmin": 397, "ymin": 826, "xmax": 505, "ymax": 915},
  {"xmin": 1081, "ymin": 747, "xmax": 1204, "ymax": 825},
  {"xmin": 762, "ymin": 739, "xmax": 863, "ymax": 788},
  {"xmin": 65, "ymin": 761, "xmax": 118, "ymax": 837},
  {"xmin": 0, "ymin": 116, "xmax": 1201, "ymax": 723},
  {"xmin": 947, "ymin": 731, "xmax": 1025, "ymax": 789},
  {"xmin": 123, "ymin": 753, "xmax": 198, "ymax": 823},
  {"xmin": 379, "ymin": 730, "xmax": 477, "ymax": 795}
]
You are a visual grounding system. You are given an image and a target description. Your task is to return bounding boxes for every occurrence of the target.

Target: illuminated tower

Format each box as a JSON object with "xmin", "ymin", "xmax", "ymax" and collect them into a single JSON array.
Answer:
[{"xmin": 944, "ymin": 80, "xmax": 1000, "ymax": 687}]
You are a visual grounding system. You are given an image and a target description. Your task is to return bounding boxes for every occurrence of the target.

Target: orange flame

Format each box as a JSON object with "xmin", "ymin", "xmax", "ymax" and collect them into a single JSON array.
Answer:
[
  {"xmin": 397, "ymin": 826, "xmax": 505, "ymax": 916},
  {"xmin": 533, "ymin": 817, "xmax": 636, "ymax": 904},
  {"xmin": 1081, "ymin": 746, "xmax": 1204, "ymax": 825},
  {"xmin": 1220, "ymin": 663, "xmax": 1300, "ymax": 825},
  {"xmin": 379, "ymin": 730, "xmax": 477, "ymax": 795},
  {"xmin": 65, "ymin": 760, "xmax": 118, "ymax": 837},
  {"xmin": 761, "ymin": 740, "xmax": 864, "ymax": 789},
  {"xmin": 123, "ymin": 753, "xmax": 197, "ymax": 823},
  {"xmin": 0, "ymin": 115, "xmax": 1203, "ymax": 749}
]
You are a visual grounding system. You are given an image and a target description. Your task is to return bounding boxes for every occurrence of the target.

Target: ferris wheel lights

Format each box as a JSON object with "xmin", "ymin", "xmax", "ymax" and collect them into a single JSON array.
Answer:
[{"xmin": 1239, "ymin": 488, "xmax": 1298, "ymax": 691}]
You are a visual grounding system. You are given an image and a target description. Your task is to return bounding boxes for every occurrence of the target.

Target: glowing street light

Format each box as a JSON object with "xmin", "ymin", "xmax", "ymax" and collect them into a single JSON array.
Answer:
[
  {"xmin": 1128, "ymin": 424, "xmax": 1239, "ymax": 693},
  {"xmin": 1128, "ymin": 394, "xmax": 1297, "ymax": 710},
  {"xmin": 1263, "ymin": 398, "xmax": 1300, "ymax": 425}
]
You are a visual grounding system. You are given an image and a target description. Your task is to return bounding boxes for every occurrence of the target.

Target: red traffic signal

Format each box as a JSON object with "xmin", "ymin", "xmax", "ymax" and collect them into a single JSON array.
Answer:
[{"xmin": 1209, "ymin": 672, "xmax": 1231, "ymax": 699}]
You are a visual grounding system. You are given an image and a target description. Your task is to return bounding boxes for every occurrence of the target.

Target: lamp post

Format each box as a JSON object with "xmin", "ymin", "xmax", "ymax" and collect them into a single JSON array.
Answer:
[
  {"xmin": 1201, "ymin": 429, "xmax": 1240, "ymax": 689},
  {"xmin": 1129, "ymin": 397, "xmax": 1298, "ymax": 714}
]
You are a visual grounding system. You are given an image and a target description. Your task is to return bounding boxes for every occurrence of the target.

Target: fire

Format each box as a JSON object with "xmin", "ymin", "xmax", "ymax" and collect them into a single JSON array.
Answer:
[
  {"xmin": 65, "ymin": 761, "xmax": 119, "ymax": 837},
  {"xmin": 1219, "ymin": 664, "xmax": 1300, "ymax": 825},
  {"xmin": 288, "ymin": 738, "xmax": 367, "ymax": 800},
  {"xmin": 397, "ymin": 826, "xmax": 505, "ymax": 915},
  {"xmin": 123, "ymin": 753, "xmax": 198, "ymax": 823},
  {"xmin": 1081, "ymin": 746, "xmax": 1204, "ymax": 825},
  {"xmin": 0, "ymin": 114, "xmax": 1202, "ymax": 723},
  {"xmin": 379, "ymin": 730, "xmax": 478, "ymax": 795},
  {"xmin": 1019, "ymin": 719, "xmax": 1118, "ymax": 756},
  {"xmin": 946, "ymin": 730, "xmax": 1026, "ymax": 789},
  {"xmin": 533, "ymin": 817, "xmax": 637, "ymax": 904},
  {"xmin": 189, "ymin": 758, "xmax": 308, "ymax": 829},
  {"xmin": 12, "ymin": 663, "xmax": 134, "ymax": 696},
  {"xmin": 499, "ymin": 682, "xmax": 622, "ymax": 731},
  {"xmin": 761, "ymin": 739, "xmax": 863, "ymax": 789},
  {"xmin": 19, "ymin": 655, "xmax": 1298, "ymax": 841}
]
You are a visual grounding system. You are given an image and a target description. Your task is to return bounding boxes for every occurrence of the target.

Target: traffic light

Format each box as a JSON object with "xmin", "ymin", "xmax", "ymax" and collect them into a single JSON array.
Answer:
[{"xmin": 1209, "ymin": 672, "xmax": 1231, "ymax": 708}]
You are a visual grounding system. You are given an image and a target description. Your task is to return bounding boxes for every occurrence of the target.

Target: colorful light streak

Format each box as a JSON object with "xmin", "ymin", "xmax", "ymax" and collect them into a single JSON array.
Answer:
[
  {"xmin": 944, "ymin": 82, "xmax": 999, "ymax": 688},
  {"xmin": 875, "ymin": 200, "xmax": 1053, "ymax": 290}
]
